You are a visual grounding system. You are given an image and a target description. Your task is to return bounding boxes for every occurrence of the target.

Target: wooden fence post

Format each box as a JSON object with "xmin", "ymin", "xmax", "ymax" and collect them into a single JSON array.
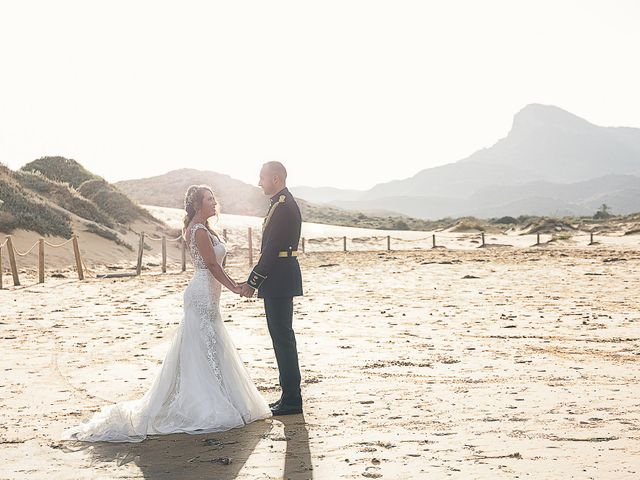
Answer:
[
  {"xmin": 72, "ymin": 234, "xmax": 84, "ymax": 281},
  {"xmin": 432, "ymin": 234, "xmax": 436, "ymax": 249},
  {"xmin": 343, "ymin": 236, "xmax": 347, "ymax": 252},
  {"xmin": 301, "ymin": 237, "xmax": 305, "ymax": 254},
  {"xmin": 481, "ymin": 232, "xmax": 485, "ymax": 246},
  {"xmin": 6, "ymin": 236, "xmax": 20, "ymax": 286},
  {"xmin": 181, "ymin": 238, "xmax": 186, "ymax": 272},
  {"xmin": 536, "ymin": 233, "xmax": 540, "ymax": 245},
  {"xmin": 161, "ymin": 236, "xmax": 167, "ymax": 273},
  {"xmin": 136, "ymin": 232, "xmax": 145, "ymax": 276},
  {"xmin": 248, "ymin": 227, "xmax": 253, "ymax": 265},
  {"xmin": 387, "ymin": 235, "xmax": 391, "ymax": 251},
  {"xmin": 0, "ymin": 243, "xmax": 3, "ymax": 289},
  {"xmin": 38, "ymin": 238, "xmax": 45, "ymax": 283},
  {"xmin": 589, "ymin": 232, "xmax": 595, "ymax": 245}
]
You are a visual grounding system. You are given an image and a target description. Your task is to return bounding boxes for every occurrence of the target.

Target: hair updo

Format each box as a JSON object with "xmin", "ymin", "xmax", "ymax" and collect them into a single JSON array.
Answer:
[{"xmin": 182, "ymin": 185, "xmax": 220, "ymax": 240}]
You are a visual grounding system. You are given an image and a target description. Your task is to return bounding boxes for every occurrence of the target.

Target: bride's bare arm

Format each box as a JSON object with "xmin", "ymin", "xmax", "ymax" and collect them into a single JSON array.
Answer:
[{"xmin": 194, "ymin": 229, "xmax": 241, "ymax": 294}]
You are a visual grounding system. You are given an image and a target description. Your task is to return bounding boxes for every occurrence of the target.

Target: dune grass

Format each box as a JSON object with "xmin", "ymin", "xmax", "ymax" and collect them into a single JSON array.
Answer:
[
  {"xmin": 21, "ymin": 156, "xmax": 99, "ymax": 189},
  {"xmin": 78, "ymin": 179, "xmax": 156, "ymax": 224},
  {"xmin": 14, "ymin": 170, "xmax": 115, "ymax": 228},
  {"xmin": 0, "ymin": 164, "xmax": 73, "ymax": 237}
]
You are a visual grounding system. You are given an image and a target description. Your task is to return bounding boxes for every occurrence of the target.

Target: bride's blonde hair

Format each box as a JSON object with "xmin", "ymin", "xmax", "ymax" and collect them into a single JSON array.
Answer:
[{"xmin": 183, "ymin": 185, "xmax": 220, "ymax": 240}]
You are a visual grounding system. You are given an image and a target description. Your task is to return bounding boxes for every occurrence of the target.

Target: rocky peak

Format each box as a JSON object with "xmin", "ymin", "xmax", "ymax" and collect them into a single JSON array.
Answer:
[{"xmin": 510, "ymin": 103, "xmax": 593, "ymax": 134}]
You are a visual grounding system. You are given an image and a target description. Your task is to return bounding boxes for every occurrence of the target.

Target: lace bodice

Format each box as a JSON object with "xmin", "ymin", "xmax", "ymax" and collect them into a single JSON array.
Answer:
[{"xmin": 188, "ymin": 223, "xmax": 226, "ymax": 270}]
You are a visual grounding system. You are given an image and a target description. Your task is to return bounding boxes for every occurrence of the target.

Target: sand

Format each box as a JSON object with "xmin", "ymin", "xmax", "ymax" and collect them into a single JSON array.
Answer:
[{"xmin": 1, "ymin": 241, "xmax": 640, "ymax": 479}]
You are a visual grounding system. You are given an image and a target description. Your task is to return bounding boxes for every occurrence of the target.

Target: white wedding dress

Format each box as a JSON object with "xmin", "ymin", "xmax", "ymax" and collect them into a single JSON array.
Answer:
[{"xmin": 63, "ymin": 223, "xmax": 271, "ymax": 442}]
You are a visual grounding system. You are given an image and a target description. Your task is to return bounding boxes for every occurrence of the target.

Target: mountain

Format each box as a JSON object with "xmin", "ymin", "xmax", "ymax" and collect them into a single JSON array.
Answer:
[
  {"xmin": 472, "ymin": 104, "xmax": 640, "ymax": 180},
  {"xmin": 334, "ymin": 174, "xmax": 640, "ymax": 219},
  {"xmin": 115, "ymin": 169, "xmax": 440, "ymax": 230},
  {"xmin": 296, "ymin": 104, "xmax": 640, "ymax": 218}
]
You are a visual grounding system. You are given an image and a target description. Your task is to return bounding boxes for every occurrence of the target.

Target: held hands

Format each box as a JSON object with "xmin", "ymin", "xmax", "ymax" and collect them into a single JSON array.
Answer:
[
  {"xmin": 238, "ymin": 282, "xmax": 256, "ymax": 298},
  {"xmin": 231, "ymin": 281, "xmax": 255, "ymax": 298}
]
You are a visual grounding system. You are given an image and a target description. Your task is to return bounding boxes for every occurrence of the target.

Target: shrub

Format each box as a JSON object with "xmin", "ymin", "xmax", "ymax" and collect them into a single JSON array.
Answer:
[
  {"xmin": 21, "ymin": 156, "xmax": 99, "ymax": 189},
  {"xmin": 492, "ymin": 216, "xmax": 518, "ymax": 225},
  {"xmin": 593, "ymin": 210, "xmax": 613, "ymax": 220},
  {"xmin": 15, "ymin": 171, "xmax": 115, "ymax": 228},
  {"xmin": 78, "ymin": 179, "xmax": 153, "ymax": 224},
  {"xmin": 0, "ymin": 170, "xmax": 72, "ymax": 237},
  {"xmin": 391, "ymin": 219, "xmax": 410, "ymax": 230},
  {"xmin": 0, "ymin": 210, "xmax": 17, "ymax": 231}
]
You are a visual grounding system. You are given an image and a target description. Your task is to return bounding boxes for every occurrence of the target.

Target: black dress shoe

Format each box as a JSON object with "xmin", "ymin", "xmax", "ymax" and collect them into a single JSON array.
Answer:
[
  {"xmin": 269, "ymin": 398, "xmax": 282, "ymax": 409},
  {"xmin": 271, "ymin": 403, "xmax": 303, "ymax": 416}
]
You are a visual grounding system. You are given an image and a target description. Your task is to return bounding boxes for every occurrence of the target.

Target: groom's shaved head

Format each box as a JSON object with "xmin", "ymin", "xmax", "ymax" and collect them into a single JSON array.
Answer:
[
  {"xmin": 263, "ymin": 161, "xmax": 287, "ymax": 182},
  {"xmin": 259, "ymin": 161, "xmax": 288, "ymax": 196}
]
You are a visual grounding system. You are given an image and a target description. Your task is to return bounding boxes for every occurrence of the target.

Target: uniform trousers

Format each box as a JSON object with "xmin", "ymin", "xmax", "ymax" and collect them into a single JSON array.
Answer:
[{"xmin": 263, "ymin": 296, "xmax": 302, "ymax": 405}]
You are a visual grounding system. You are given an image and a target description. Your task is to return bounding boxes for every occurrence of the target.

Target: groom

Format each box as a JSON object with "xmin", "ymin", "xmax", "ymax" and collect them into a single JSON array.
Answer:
[{"xmin": 240, "ymin": 161, "xmax": 304, "ymax": 416}]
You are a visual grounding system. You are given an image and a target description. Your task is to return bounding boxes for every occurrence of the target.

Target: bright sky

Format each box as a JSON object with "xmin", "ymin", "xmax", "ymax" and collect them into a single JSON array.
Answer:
[{"xmin": 1, "ymin": 1, "xmax": 639, "ymax": 190}]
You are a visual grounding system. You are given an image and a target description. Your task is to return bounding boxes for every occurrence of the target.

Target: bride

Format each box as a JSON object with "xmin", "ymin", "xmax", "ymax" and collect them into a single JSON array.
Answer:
[{"xmin": 63, "ymin": 185, "xmax": 271, "ymax": 442}]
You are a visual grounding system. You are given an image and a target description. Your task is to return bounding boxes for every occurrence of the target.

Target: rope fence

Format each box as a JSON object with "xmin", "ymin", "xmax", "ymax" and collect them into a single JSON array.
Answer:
[
  {"xmin": 296, "ymin": 230, "xmax": 614, "ymax": 253},
  {"xmin": 144, "ymin": 233, "xmax": 183, "ymax": 242},
  {"xmin": 43, "ymin": 238, "xmax": 75, "ymax": 248},
  {"xmin": 306, "ymin": 232, "xmax": 579, "ymax": 251},
  {"xmin": 12, "ymin": 241, "xmax": 39, "ymax": 257},
  {"xmin": 0, "ymin": 234, "xmax": 87, "ymax": 287},
  {"xmin": 0, "ymin": 227, "xmax": 626, "ymax": 289}
]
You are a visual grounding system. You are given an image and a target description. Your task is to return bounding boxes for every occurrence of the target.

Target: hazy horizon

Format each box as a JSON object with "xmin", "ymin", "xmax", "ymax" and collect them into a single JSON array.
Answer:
[{"xmin": 2, "ymin": 1, "xmax": 640, "ymax": 190}]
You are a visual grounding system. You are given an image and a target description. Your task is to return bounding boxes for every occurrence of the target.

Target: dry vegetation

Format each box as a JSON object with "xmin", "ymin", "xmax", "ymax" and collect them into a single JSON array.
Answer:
[{"xmin": 0, "ymin": 158, "xmax": 163, "ymax": 241}]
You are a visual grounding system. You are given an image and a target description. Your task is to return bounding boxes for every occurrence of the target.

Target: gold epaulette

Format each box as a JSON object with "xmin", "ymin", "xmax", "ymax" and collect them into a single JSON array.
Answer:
[{"xmin": 262, "ymin": 195, "xmax": 286, "ymax": 233}]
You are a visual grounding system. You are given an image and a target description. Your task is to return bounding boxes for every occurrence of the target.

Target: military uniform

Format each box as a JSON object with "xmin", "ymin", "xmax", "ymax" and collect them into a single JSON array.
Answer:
[{"xmin": 247, "ymin": 187, "xmax": 303, "ymax": 406}]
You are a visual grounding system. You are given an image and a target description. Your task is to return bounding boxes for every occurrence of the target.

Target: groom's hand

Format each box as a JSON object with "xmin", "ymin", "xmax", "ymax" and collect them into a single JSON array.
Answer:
[
  {"xmin": 237, "ymin": 282, "xmax": 249, "ymax": 297},
  {"xmin": 240, "ymin": 283, "xmax": 255, "ymax": 298}
]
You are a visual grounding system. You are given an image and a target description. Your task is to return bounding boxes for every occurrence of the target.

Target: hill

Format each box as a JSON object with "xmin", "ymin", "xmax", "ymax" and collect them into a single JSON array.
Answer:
[
  {"xmin": 115, "ymin": 168, "xmax": 268, "ymax": 216},
  {"xmin": 1, "ymin": 158, "xmax": 165, "ymax": 247},
  {"xmin": 0, "ymin": 163, "xmax": 73, "ymax": 237},
  {"xmin": 21, "ymin": 156, "xmax": 155, "ymax": 225},
  {"xmin": 332, "ymin": 174, "xmax": 640, "ymax": 219},
  {"xmin": 362, "ymin": 104, "xmax": 640, "ymax": 201},
  {"xmin": 21, "ymin": 156, "xmax": 99, "ymax": 189},
  {"xmin": 294, "ymin": 104, "xmax": 640, "ymax": 219},
  {"xmin": 115, "ymin": 168, "xmax": 437, "ymax": 231},
  {"xmin": 14, "ymin": 170, "xmax": 115, "ymax": 228}
]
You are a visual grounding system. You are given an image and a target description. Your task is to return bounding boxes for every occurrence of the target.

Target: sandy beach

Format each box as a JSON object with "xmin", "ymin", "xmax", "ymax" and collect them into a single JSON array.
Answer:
[
  {"xmin": 1, "ymin": 241, "xmax": 640, "ymax": 479},
  {"xmin": 4, "ymin": 1, "xmax": 640, "ymax": 477}
]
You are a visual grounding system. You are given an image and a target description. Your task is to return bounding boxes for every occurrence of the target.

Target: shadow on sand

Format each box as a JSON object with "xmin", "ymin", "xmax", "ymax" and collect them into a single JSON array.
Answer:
[
  {"xmin": 279, "ymin": 413, "xmax": 313, "ymax": 480},
  {"xmin": 63, "ymin": 420, "xmax": 272, "ymax": 480},
  {"xmin": 61, "ymin": 414, "xmax": 313, "ymax": 479}
]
